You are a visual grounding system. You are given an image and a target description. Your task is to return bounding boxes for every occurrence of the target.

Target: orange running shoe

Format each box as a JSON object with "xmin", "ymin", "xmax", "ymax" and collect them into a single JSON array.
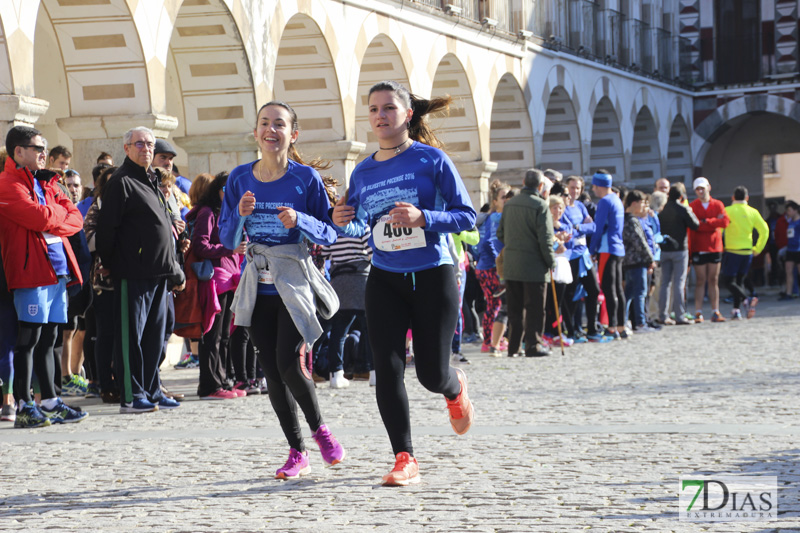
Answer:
[
  {"xmin": 382, "ymin": 452, "xmax": 420, "ymax": 486},
  {"xmin": 446, "ymin": 367, "xmax": 474, "ymax": 435},
  {"xmin": 710, "ymin": 311, "xmax": 726, "ymax": 323},
  {"xmin": 694, "ymin": 312, "xmax": 704, "ymax": 323}
]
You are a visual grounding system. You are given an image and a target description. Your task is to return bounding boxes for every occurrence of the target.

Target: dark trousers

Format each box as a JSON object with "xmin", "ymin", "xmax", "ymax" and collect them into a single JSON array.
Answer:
[
  {"xmin": 230, "ymin": 325, "xmax": 257, "ymax": 382},
  {"xmin": 114, "ymin": 278, "xmax": 167, "ymax": 404},
  {"xmin": 506, "ymin": 280, "xmax": 546, "ymax": 355},
  {"xmin": 599, "ymin": 254, "xmax": 625, "ymax": 328},
  {"xmin": 328, "ymin": 309, "xmax": 371, "ymax": 373},
  {"xmin": 198, "ymin": 290, "xmax": 233, "ymax": 396},
  {"xmin": 248, "ymin": 295, "xmax": 322, "ymax": 452},
  {"xmin": 366, "ymin": 265, "xmax": 461, "ymax": 456},
  {"xmin": 13, "ymin": 321, "xmax": 58, "ymax": 404},
  {"xmin": 93, "ymin": 289, "xmax": 116, "ymax": 393},
  {"xmin": 564, "ymin": 259, "xmax": 600, "ymax": 336}
]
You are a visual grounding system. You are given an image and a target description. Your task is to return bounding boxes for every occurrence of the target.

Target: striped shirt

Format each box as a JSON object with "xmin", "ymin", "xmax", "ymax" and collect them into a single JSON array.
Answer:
[{"xmin": 323, "ymin": 230, "xmax": 372, "ymax": 265}]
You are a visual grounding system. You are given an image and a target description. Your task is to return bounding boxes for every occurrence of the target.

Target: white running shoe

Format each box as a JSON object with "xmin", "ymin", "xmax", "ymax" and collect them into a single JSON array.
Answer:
[{"xmin": 330, "ymin": 370, "xmax": 350, "ymax": 389}]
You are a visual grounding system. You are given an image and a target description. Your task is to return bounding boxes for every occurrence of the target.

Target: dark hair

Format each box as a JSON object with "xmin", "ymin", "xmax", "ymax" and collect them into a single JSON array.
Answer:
[
  {"xmin": 97, "ymin": 151, "xmax": 112, "ymax": 164},
  {"xmin": 5, "ymin": 125, "xmax": 41, "ymax": 159},
  {"xmin": 321, "ymin": 176, "xmax": 339, "ymax": 206},
  {"xmin": 368, "ymin": 81, "xmax": 452, "ymax": 149},
  {"xmin": 786, "ymin": 200, "xmax": 800, "ymax": 212},
  {"xmin": 479, "ymin": 202, "xmax": 490, "ymax": 213},
  {"xmin": 550, "ymin": 181, "xmax": 566, "ymax": 198},
  {"xmin": 624, "ymin": 189, "xmax": 646, "ymax": 208},
  {"xmin": 668, "ymin": 183, "xmax": 684, "ymax": 202},
  {"xmin": 733, "ymin": 186, "xmax": 748, "ymax": 201},
  {"xmin": 48, "ymin": 145, "xmax": 72, "ymax": 161},
  {"xmin": 92, "ymin": 163, "xmax": 111, "ymax": 183},
  {"xmin": 596, "ymin": 168, "xmax": 611, "ymax": 176},
  {"xmin": 488, "ymin": 178, "xmax": 510, "ymax": 205},
  {"xmin": 96, "ymin": 166, "xmax": 117, "ymax": 199},
  {"xmin": 505, "ymin": 188, "xmax": 519, "ymax": 200},
  {"xmin": 565, "ymin": 174, "xmax": 584, "ymax": 193},
  {"xmin": 197, "ymin": 171, "xmax": 228, "ymax": 214},
  {"xmin": 256, "ymin": 101, "xmax": 332, "ymax": 172},
  {"xmin": 524, "ymin": 168, "xmax": 544, "ymax": 190}
]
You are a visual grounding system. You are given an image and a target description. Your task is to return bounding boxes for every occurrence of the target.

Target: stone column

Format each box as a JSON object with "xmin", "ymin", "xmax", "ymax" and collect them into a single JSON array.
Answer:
[
  {"xmin": 455, "ymin": 160, "xmax": 498, "ymax": 209},
  {"xmin": 172, "ymin": 133, "xmax": 258, "ymax": 181},
  {"xmin": 0, "ymin": 94, "xmax": 50, "ymax": 137},
  {"xmin": 57, "ymin": 114, "xmax": 179, "ymax": 186},
  {"xmin": 298, "ymin": 140, "xmax": 366, "ymax": 194}
]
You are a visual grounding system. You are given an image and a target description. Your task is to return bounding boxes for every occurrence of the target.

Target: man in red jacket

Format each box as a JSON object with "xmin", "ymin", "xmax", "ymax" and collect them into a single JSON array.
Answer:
[
  {"xmin": 689, "ymin": 177, "xmax": 730, "ymax": 323},
  {"xmin": 0, "ymin": 126, "xmax": 88, "ymax": 428}
]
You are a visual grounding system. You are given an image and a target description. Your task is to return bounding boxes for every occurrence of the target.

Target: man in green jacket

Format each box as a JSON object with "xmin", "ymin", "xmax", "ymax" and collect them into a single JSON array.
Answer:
[{"xmin": 497, "ymin": 169, "xmax": 555, "ymax": 357}]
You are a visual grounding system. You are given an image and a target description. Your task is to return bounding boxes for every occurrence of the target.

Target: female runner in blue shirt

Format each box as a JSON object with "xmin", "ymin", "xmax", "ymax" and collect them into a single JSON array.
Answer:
[
  {"xmin": 218, "ymin": 101, "xmax": 345, "ymax": 480},
  {"xmin": 332, "ymin": 81, "xmax": 476, "ymax": 486}
]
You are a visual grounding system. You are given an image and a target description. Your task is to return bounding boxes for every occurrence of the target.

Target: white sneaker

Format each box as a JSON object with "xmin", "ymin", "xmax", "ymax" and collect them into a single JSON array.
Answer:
[
  {"xmin": 330, "ymin": 370, "xmax": 350, "ymax": 389},
  {"xmin": 369, "ymin": 370, "xmax": 376, "ymax": 387}
]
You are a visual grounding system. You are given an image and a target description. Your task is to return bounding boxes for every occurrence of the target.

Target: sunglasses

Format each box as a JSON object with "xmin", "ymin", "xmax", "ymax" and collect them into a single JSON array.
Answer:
[{"xmin": 24, "ymin": 145, "xmax": 47, "ymax": 153}]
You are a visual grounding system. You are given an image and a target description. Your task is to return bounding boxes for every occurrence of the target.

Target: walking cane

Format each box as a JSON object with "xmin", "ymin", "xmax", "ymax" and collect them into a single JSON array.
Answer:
[{"xmin": 550, "ymin": 270, "xmax": 565, "ymax": 356}]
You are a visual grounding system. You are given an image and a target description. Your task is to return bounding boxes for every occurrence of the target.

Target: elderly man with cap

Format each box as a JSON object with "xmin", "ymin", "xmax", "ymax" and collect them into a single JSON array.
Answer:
[
  {"xmin": 688, "ymin": 177, "xmax": 729, "ymax": 323},
  {"xmin": 588, "ymin": 169, "xmax": 626, "ymax": 340},
  {"xmin": 153, "ymin": 139, "xmax": 190, "ymax": 220}
]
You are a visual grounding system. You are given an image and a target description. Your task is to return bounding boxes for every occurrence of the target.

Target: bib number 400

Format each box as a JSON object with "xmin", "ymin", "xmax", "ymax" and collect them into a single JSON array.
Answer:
[{"xmin": 384, "ymin": 224, "xmax": 414, "ymax": 238}]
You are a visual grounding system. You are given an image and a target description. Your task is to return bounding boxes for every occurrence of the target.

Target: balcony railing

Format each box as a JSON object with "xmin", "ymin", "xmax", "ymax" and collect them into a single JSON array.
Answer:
[{"xmin": 399, "ymin": 0, "xmax": 695, "ymax": 88}]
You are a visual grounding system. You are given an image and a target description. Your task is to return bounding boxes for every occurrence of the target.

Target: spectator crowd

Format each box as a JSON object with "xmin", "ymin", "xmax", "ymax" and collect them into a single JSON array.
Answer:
[{"xmin": 0, "ymin": 89, "xmax": 796, "ymax": 483}]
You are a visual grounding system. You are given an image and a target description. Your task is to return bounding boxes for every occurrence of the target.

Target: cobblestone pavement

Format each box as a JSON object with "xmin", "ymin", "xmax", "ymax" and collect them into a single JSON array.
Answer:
[{"xmin": 2, "ymin": 298, "xmax": 799, "ymax": 532}]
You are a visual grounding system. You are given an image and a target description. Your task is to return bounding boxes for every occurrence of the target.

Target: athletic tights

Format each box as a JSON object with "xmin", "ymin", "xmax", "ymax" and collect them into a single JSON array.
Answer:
[
  {"xmin": 247, "ymin": 294, "xmax": 323, "ymax": 452},
  {"xmin": 366, "ymin": 265, "xmax": 462, "ymax": 456}
]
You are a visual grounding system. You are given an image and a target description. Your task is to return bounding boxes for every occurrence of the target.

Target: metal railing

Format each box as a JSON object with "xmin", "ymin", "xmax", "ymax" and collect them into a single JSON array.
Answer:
[{"xmin": 394, "ymin": 0, "xmax": 698, "ymax": 88}]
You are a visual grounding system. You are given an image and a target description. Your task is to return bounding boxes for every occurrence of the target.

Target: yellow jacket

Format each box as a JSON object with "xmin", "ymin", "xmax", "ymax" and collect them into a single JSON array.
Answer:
[{"xmin": 723, "ymin": 202, "xmax": 768, "ymax": 256}]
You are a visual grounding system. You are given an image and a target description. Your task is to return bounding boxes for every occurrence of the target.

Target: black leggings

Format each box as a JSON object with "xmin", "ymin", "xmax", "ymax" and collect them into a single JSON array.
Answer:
[
  {"xmin": 563, "ymin": 259, "xmax": 600, "ymax": 336},
  {"xmin": 247, "ymin": 295, "xmax": 322, "ymax": 452},
  {"xmin": 600, "ymin": 254, "xmax": 625, "ymax": 328},
  {"xmin": 14, "ymin": 321, "xmax": 58, "ymax": 404},
  {"xmin": 366, "ymin": 265, "xmax": 462, "ymax": 456}
]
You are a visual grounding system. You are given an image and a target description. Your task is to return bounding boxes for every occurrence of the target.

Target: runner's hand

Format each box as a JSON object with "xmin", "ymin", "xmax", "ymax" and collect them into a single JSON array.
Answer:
[{"xmin": 389, "ymin": 202, "xmax": 425, "ymax": 228}]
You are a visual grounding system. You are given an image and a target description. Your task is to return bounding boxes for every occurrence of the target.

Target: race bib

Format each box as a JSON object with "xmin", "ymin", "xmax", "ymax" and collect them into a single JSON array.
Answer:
[
  {"xmin": 373, "ymin": 215, "xmax": 426, "ymax": 252},
  {"xmin": 258, "ymin": 268, "xmax": 274, "ymax": 285},
  {"xmin": 574, "ymin": 236, "xmax": 587, "ymax": 247},
  {"xmin": 42, "ymin": 232, "xmax": 61, "ymax": 245},
  {"xmin": 789, "ymin": 227, "xmax": 795, "ymax": 239}
]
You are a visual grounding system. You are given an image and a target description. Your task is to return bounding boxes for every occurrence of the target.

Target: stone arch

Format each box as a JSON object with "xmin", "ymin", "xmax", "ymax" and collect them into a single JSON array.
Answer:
[
  {"xmin": 630, "ymin": 87, "xmax": 661, "ymax": 133},
  {"xmin": 273, "ymin": 13, "xmax": 344, "ymax": 144},
  {"xmin": 693, "ymin": 94, "xmax": 800, "ymax": 169},
  {"xmin": 167, "ymin": 0, "xmax": 258, "ymax": 177},
  {"xmin": 489, "ymin": 73, "xmax": 533, "ymax": 181},
  {"xmin": 539, "ymin": 64, "xmax": 579, "ymax": 135},
  {"xmin": 540, "ymin": 86, "xmax": 582, "ymax": 175},
  {"xmin": 37, "ymin": 0, "xmax": 152, "ymax": 118},
  {"xmin": 353, "ymin": 34, "xmax": 411, "ymax": 163},
  {"xmin": 430, "ymin": 53, "xmax": 480, "ymax": 162},
  {"xmin": 666, "ymin": 114, "xmax": 692, "ymax": 186},
  {"xmin": 629, "ymin": 106, "xmax": 661, "ymax": 186},
  {"xmin": 589, "ymin": 97, "xmax": 625, "ymax": 178},
  {"xmin": 587, "ymin": 76, "xmax": 623, "ymax": 127}
]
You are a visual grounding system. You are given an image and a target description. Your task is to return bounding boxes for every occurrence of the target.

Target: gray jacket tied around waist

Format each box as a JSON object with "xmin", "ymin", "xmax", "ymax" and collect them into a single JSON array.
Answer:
[{"xmin": 231, "ymin": 241, "xmax": 339, "ymax": 346}]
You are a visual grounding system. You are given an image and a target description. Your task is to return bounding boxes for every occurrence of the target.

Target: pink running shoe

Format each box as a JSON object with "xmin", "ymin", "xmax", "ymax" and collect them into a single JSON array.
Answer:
[
  {"xmin": 312, "ymin": 424, "xmax": 346, "ymax": 465},
  {"xmin": 480, "ymin": 343, "xmax": 491, "ymax": 353},
  {"xmin": 275, "ymin": 448, "xmax": 310, "ymax": 479},
  {"xmin": 200, "ymin": 389, "xmax": 237, "ymax": 400}
]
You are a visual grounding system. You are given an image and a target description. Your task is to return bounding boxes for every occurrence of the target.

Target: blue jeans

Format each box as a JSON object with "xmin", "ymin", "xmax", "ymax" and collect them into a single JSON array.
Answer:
[
  {"xmin": 624, "ymin": 267, "xmax": 647, "ymax": 327},
  {"xmin": 328, "ymin": 309, "xmax": 372, "ymax": 373},
  {"xmin": 451, "ymin": 267, "xmax": 467, "ymax": 353}
]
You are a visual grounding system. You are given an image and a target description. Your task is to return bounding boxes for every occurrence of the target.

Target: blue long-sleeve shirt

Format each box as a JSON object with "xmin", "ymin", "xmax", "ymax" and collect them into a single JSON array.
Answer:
[
  {"xmin": 337, "ymin": 141, "xmax": 476, "ymax": 273},
  {"xmin": 475, "ymin": 212, "xmax": 503, "ymax": 270},
  {"xmin": 589, "ymin": 193, "xmax": 625, "ymax": 257},
  {"xmin": 218, "ymin": 159, "xmax": 337, "ymax": 294},
  {"xmin": 564, "ymin": 202, "xmax": 595, "ymax": 259}
]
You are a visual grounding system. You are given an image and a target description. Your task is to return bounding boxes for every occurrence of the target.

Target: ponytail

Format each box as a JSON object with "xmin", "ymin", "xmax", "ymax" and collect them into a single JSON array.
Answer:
[{"xmin": 368, "ymin": 81, "xmax": 452, "ymax": 150}]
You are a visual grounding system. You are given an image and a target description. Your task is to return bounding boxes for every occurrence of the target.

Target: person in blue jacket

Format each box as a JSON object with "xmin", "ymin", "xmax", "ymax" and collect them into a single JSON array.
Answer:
[
  {"xmin": 588, "ymin": 170, "xmax": 626, "ymax": 340},
  {"xmin": 218, "ymin": 101, "xmax": 345, "ymax": 480},
  {"xmin": 332, "ymin": 81, "xmax": 476, "ymax": 487}
]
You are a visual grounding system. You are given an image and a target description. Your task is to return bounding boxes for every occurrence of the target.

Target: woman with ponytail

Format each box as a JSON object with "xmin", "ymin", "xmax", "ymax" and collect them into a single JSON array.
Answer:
[
  {"xmin": 218, "ymin": 101, "xmax": 345, "ymax": 480},
  {"xmin": 332, "ymin": 81, "xmax": 477, "ymax": 486}
]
